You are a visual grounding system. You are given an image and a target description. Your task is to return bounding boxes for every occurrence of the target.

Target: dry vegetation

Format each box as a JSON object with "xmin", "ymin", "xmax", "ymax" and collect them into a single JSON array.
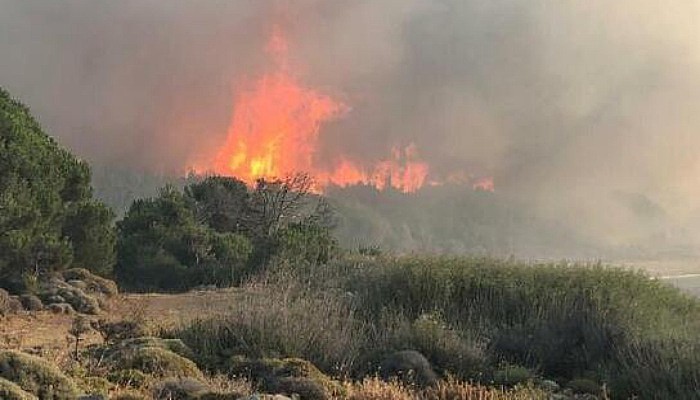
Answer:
[{"xmin": 0, "ymin": 259, "xmax": 698, "ymax": 400}]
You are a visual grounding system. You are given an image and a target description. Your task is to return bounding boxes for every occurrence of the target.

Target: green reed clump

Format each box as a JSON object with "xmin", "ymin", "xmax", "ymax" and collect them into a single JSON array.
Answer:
[{"xmin": 173, "ymin": 255, "xmax": 700, "ymax": 398}]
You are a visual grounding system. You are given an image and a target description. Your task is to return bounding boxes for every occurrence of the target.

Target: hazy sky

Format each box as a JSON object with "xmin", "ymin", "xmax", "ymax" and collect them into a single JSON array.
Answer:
[{"xmin": 2, "ymin": 0, "xmax": 700, "ymax": 247}]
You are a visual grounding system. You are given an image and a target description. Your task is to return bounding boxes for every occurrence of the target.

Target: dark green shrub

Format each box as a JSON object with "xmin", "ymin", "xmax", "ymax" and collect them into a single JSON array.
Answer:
[
  {"xmin": 118, "ymin": 337, "xmax": 194, "ymax": 359},
  {"xmin": 275, "ymin": 222, "xmax": 339, "ymax": 266},
  {"xmin": 126, "ymin": 347, "xmax": 202, "ymax": 378},
  {"xmin": 379, "ymin": 313, "xmax": 485, "ymax": 380},
  {"xmin": 18, "ymin": 294, "xmax": 43, "ymax": 311},
  {"xmin": 566, "ymin": 378, "xmax": 601, "ymax": 395},
  {"xmin": 0, "ymin": 350, "xmax": 79, "ymax": 400},
  {"xmin": 116, "ymin": 186, "xmax": 253, "ymax": 292},
  {"xmin": 379, "ymin": 350, "xmax": 437, "ymax": 388},
  {"xmin": 273, "ymin": 377, "xmax": 327, "ymax": 400},
  {"xmin": 62, "ymin": 200, "xmax": 116, "ymax": 277},
  {"xmin": 606, "ymin": 336, "xmax": 700, "ymax": 399},
  {"xmin": 227, "ymin": 357, "xmax": 339, "ymax": 399}
]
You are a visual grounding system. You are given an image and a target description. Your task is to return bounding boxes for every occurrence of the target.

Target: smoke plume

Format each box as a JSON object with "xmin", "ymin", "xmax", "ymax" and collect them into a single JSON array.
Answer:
[{"xmin": 2, "ymin": 0, "xmax": 700, "ymax": 254}]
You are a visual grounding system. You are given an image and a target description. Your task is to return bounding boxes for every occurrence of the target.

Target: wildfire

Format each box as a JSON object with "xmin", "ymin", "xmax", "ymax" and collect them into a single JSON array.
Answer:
[
  {"xmin": 319, "ymin": 143, "xmax": 429, "ymax": 193},
  {"xmin": 201, "ymin": 27, "xmax": 492, "ymax": 194}
]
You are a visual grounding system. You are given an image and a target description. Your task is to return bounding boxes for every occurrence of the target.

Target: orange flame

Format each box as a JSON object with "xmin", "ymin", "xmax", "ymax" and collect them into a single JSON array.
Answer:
[
  {"xmin": 200, "ymin": 27, "xmax": 492, "ymax": 194},
  {"xmin": 211, "ymin": 28, "xmax": 347, "ymax": 183},
  {"xmin": 320, "ymin": 143, "xmax": 429, "ymax": 193}
]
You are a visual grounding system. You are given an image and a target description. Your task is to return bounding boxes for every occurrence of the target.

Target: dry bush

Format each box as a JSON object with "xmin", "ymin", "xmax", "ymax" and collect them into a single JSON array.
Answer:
[
  {"xmin": 62, "ymin": 268, "xmax": 119, "ymax": 297},
  {"xmin": 342, "ymin": 377, "xmax": 548, "ymax": 400},
  {"xmin": 175, "ymin": 278, "xmax": 365, "ymax": 375},
  {"xmin": 420, "ymin": 378, "xmax": 547, "ymax": 400},
  {"xmin": 95, "ymin": 296, "xmax": 153, "ymax": 342},
  {"xmin": 344, "ymin": 378, "xmax": 413, "ymax": 400},
  {"xmin": 204, "ymin": 373, "xmax": 252, "ymax": 397}
]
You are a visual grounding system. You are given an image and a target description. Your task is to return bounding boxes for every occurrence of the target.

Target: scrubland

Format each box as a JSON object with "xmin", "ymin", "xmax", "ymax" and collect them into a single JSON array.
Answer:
[{"xmin": 2, "ymin": 256, "xmax": 699, "ymax": 399}]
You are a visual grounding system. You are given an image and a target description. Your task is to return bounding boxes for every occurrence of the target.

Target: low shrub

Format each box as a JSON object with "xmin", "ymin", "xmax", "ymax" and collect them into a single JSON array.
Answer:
[
  {"xmin": 0, "ymin": 289, "xmax": 22, "ymax": 316},
  {"xmin": 126, "ymin": 347, "xmax": 203, "ymax": 378},
  {"xmin": 196, "ymin": 393, "xmax": 243, "ymax": 400},
  {"xmin": 175, "ymin": 281, "xmax": 363, "ymax": 375},
  {"xmin": 344, "ymin": 377, "xmax": 549, "ymax": 400},
  {"xmin": 77, "ymin": 376, "xmax": 113, "ymax": 397},
  {"xmin": 379, "ymin": 350, "xmax": 438, "ymax": 388},
  {"xmin": 0, "ymin": 377, "xmax": 37, "ymax": 400},
  {"xmin": 40, "ymin": 280, "xmax": 100, "ymax": 314},
  {"xmin": 152, "ymin": 377, "xmax": 209, "ymax": 400},
  {"xmin": 492, "ymin": 365, "xmax": 533, "ymax": 387},
  {"xmin": 605, "ymin": 336, "xmax": 700, "ymax": 399},
  {"xmin": 92, "ymin": 320, "xmax": 150, "ymax": 343},
  {"xmin": 566, "ymin": 378, "xmax": 601, "ymax": 395},
  {"xmin": 107, "ymin": 369, "xmax": 149, "ymax": 389},
  {"xmin": 370, "ymin": 312, "xmax": 485, "ymax": 380},
  {"xmin": 273, "ymin": 376, "xmax": 327, "ymax": 400},
  {"xmin": 111, "ymin": 391, "xmax": 149, "ymax": 400},
  {"xmin": 18, "ymin": 295, "xmax": 43, "ymax": 311},
  {"xmin": 120, "ymin": 337, "xmax": 194, "ymax": 359},
  {"xmin": 8, "ymin": 296, "xmax": 23, "ymax": 314},
  {"xmin": 62, "ymin": 268, "xmax": 118, "ymax": 297},
  {"xmin": 0, "ymin": 350, "xmax": 80, "ymax": 400},
  {"xmin": 227, "ymin": 357, "xmax": 340, "ymax": 399},
  {"xmin": 47, "ymin": 303, "xmax": 75, "ymax": 315}
]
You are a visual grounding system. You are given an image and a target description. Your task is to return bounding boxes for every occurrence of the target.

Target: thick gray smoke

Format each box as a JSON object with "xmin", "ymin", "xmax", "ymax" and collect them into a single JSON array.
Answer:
[{"xmin": 2, "ymin": 0, "xmax": 700, "ymax": 255}]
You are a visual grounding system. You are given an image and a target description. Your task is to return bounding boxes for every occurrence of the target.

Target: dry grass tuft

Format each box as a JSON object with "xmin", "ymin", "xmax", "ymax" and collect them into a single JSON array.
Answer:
[{"xmin": 342, "ymin": 377, "xmax": 548, "ymax": 400}]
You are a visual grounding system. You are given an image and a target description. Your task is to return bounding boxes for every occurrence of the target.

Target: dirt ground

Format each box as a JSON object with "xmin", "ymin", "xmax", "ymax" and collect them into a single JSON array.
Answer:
[{"xmin": 0, "ymin": 287, "xmax": 245, "ymax": 357}]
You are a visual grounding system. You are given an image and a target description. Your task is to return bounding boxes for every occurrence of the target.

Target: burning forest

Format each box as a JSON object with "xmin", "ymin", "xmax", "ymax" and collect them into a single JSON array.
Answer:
[
  {"xmin": 195, "ymin": 27, "xmax": 485, "ymax": 194},
  {"xmin": 2, "ymin": 2, "xmax": 700, "ymax": 399}
]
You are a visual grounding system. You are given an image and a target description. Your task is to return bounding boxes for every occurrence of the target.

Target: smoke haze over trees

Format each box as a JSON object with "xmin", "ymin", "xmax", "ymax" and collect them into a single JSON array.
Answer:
[{"xmin": 2, "ymin": 1, "xmax": 700, "ymax": 257}]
